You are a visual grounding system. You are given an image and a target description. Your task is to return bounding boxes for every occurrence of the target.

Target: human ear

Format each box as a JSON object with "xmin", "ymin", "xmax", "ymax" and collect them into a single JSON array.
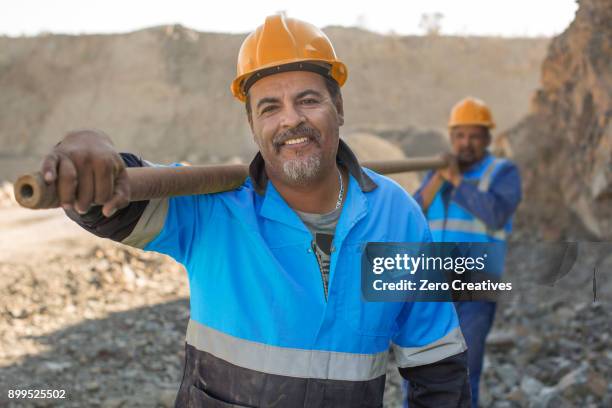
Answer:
[{"xmin": 335, "ymin": 95, "xmax": 344, "ymax": 126}]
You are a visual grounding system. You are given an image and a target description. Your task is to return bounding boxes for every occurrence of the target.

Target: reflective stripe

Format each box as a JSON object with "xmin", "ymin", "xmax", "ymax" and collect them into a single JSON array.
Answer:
[
  {"xmin": 122, "ymin": 198, "xmax": 168, "ymax": 249},
  {"xmin": 429, "ymin": 219, "xmax": 507, "ymax": 241},
  {"xmin": 392, "ymin": 326, "xmax": 467, "ymax": 368},
  {"xmin": 186, "ymin": 319, "xmax": 389, "ymax": 381},
  {"xmin": 478, "ymin": 158, "xmax": 504, "ymax": 192}
]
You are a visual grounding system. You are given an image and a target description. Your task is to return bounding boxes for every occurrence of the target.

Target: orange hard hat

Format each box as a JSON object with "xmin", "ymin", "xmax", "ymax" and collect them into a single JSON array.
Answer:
[
  {"xmin": 448, "ymin": 97, "xmax": 496, "ymax": 129},
  {"xmin": 231, "ymin": 14, "xmax": 348, "ymax": 102}
]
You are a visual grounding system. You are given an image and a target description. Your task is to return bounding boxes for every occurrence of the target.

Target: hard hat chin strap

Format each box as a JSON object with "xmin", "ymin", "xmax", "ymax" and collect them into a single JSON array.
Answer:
[{"xmin": 242, "ymin": 61, "xmax": 334, "ymax": 95}]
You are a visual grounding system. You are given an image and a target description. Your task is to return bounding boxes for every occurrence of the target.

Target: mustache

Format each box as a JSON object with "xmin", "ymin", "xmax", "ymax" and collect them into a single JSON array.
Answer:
[
  {"xmin": 456, "ymin": 148, "xmax": 475, "ymax": 164},
  {"xmin": 272, "ymin": 124, "xmax": 321, "ymax": 151}
]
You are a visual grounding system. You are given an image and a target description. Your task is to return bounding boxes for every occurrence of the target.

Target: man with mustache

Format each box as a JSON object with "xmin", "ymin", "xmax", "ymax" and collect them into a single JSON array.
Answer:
[
  {"xmin": 40, "ymin": 15, "xmax": 470, "ymax": 407},
  {"xmin": 412, "ymin": 97, "xmax": 522, "ymax": 407}
]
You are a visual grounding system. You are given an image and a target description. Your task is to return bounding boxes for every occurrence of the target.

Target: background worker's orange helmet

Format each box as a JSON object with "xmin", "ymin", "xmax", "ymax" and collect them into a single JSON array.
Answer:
[
  {"xmin": 448, "ymin": 97, "xmax": 496, "ymax": 129},
  {"xmin": 231, "ymin": 14, "xmax": 348, "ymax": 102}
]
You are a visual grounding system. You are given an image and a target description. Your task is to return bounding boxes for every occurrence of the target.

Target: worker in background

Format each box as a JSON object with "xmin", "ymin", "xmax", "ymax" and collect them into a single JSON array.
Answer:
[
  {"xmin": 407, "ymin": 97, "xmax": 522, "ymax": 407},
  {"xmin": 40, "ymin": 15, "xmax": 470, "ymax": 407}
]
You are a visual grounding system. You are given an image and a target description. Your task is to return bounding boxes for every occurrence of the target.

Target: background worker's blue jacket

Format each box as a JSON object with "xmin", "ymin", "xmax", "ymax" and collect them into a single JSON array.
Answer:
[
  {"xmin": 415, "ymin": 152, "xmax": 522, "ymax": 276},
  {"xmin": 70, "ymin": 141, "xmax": 470, "ymax": 408}
]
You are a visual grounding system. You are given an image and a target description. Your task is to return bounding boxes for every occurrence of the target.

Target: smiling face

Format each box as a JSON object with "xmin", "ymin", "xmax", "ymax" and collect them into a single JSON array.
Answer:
[
  {"xmin": 449, "ymin": 125, "xmax": 491, "ymax": 168},
  {"xmin": 247, "ymin": 70, "xmax": 344, "ymax": 187}
]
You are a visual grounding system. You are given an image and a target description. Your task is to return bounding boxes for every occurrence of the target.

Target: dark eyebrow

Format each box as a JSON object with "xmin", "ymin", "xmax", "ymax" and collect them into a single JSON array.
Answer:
[
  {"xmin": 256, "ymin": 89, "xmax": 324, "ymax": 111},
  {"xmin": 296, "ymin": 89, "xmax": 324, "ymax": 100},
  {"xmin": 256, "ymin": 97, "xmax": 280, "ymax": 111}
]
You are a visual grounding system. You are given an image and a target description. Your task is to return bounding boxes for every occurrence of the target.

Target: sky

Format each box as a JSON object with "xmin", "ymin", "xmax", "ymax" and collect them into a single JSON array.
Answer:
[{"xmin": 2, "ymin": 0, "xmax": 578, "ymax": 38}]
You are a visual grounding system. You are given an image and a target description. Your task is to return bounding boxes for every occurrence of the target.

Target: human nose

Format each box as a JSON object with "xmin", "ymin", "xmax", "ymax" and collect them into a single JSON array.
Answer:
[
  {"xmin": 279, "ymin": 104, "xmax": 305, "ymax": 129},
  {"xmin": 456, "ymin": 136, "xmax": 469, "ymax": 148}
]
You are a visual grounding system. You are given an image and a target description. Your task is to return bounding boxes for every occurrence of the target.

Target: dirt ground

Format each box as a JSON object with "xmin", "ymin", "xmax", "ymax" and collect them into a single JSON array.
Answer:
[
  {"xmin": 1, "ymin": 195, "xmax": 611, "ymax": 407},
  {"xmin": 0, "ymin": 204, "xmax": 186, "ymax": 407}
]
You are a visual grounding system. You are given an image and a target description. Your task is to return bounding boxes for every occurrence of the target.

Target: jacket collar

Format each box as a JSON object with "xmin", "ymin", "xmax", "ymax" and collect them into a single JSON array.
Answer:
[
  {"xmin": 248, "ymin": 138, "xmax": 378, "ymax": 195},
  {"xmin": 258, "ymin": 156, "xmax": 370, "ymax": 237}
]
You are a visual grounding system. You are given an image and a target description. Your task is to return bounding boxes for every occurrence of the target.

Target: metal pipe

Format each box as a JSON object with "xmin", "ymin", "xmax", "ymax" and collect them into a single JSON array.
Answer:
[{"xmin": 14, "ymin": 156, "xmax": 447, "ymax": 209}]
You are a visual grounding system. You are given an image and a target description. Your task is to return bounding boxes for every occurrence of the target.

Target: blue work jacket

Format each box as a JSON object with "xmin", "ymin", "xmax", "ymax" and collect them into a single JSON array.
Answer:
[{"xmin": 72, "ymin": 142, "xmax": 466, "ymax": 407}]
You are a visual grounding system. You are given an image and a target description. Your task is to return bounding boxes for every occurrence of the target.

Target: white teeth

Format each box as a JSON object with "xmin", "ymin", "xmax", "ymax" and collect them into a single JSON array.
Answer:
[{"xmin": 284, "ymin": 137, "xmax": 308, "ymax": 145}]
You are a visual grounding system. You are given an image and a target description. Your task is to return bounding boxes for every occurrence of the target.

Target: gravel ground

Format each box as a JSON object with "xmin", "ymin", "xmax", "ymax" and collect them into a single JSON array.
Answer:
[{"xmin": 0, "ymin": 243, "xmax": 188, "ymax": 407}]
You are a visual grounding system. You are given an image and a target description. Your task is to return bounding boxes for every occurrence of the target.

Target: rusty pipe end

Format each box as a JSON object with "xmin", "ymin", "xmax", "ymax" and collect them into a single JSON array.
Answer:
[{"xmin": 14, "ymin": 172, "xmax": 57, "ymax": 209}]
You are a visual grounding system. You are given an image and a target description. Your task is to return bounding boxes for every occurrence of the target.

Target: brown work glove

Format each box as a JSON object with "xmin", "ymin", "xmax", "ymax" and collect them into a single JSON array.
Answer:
[{"xmin": 40, "ymin": 129, "xmax": 130, "ymax": 217}]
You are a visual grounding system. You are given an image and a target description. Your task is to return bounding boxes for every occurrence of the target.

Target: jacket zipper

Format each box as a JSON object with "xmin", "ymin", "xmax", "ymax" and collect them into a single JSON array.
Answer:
[{"xmin": 311, "ymin": 240, "xmax": 328, "ymax": 301}]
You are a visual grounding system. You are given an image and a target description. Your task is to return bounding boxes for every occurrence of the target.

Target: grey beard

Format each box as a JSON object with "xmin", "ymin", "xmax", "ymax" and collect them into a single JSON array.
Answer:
[{"xmin": 281, "ymin": 154, "xmax": 322, "ymax": 184}]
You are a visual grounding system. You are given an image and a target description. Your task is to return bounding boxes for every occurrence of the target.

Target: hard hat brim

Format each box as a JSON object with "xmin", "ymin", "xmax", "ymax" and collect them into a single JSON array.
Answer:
[
  {"xmin": 231, "ymin": 59, "xmax": 347, "ymax": 102},
  {"xmin": 448, "ymin": 121, "xmax": 496, "ymax": 129}
]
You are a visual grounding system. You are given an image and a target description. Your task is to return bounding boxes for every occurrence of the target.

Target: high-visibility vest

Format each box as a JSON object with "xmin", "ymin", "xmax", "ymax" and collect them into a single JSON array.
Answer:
[{"xmin": 426, "ymin": 154, "xmax": 512, "ymax": 275}]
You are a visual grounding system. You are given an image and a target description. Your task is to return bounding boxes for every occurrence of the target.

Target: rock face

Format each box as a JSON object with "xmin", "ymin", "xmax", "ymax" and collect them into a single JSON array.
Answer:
[
  {"xmin": 0, "ymin": 27, "xmax": 548, "ymax": 181},
  {"xmin": 504, "ymin": 0, "xmax": 611, "ymax": 240}
]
